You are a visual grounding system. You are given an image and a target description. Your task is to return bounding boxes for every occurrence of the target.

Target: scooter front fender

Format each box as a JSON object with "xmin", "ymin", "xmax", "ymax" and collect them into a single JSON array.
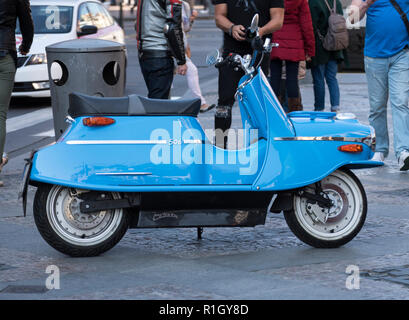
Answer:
[{"xmin": 253, "ymin": 139, "xmax": 382, "ymax": 191}]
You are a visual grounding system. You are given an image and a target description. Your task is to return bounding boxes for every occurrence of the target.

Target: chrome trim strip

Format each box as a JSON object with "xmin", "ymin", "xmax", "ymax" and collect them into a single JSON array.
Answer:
[
  {"xmin": 95, "ymin": 172, "xmax": 152, "ymax": 176},
  {"xmin": 274, "ymin": 136, "xmax": 374, "ymax": 147},
  {"xmin": 66, "ymin": 140, "xmax": 204, "ymax": 145},
  {"xmin": 66, "ymin": 140, "xmax": 167, "ymax": 145},
  {"xmin": 183, "ymin": 139, "xmax": 203, "ymax": 144}
]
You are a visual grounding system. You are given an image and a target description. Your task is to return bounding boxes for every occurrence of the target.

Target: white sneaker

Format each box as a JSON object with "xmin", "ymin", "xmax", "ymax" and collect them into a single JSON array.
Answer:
[
  {"xmin": 371, "ymin": 152, "xmax": 385, "ymax": 162},
  {"xmin": 0, "ymin": 153, "xmax": 8, "ymax": 171},
  {"xmin": 398, "ymin": 151, "xmax": 409, "ymax": 171}
]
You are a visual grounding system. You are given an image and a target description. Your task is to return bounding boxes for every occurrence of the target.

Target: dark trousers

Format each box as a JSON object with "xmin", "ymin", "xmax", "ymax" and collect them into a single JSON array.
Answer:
[
  {"xmin": 269, "ymin": 59, "xmax": 300, "ymax": 99},
  {"xmin": 215, "ymin": 52, "xmax": 269, "ymax": 148},
  {"xmin": 0, "ymin": 54, "xmax": 16, "ymax": 159},
  {"xmin": 217, "ymin": 53, "xmax": 270, "ymax": 107},
  {"xmin": 139, "ymin": 56, "xmax": 174, "ymax": 99}
]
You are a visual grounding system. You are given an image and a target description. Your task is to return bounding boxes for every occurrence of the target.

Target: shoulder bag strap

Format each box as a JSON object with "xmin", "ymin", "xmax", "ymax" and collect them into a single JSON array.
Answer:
[
  {"xmin": 248, "ymin": 0, "xmax": 260, "ymax": 15},
  {"xmin": 390, "ymin": 0, "xmax": 409, "ymax": 36},
  {"xmin": 323, "ymin": 0, "xmax": 334, "ymax": 13}
]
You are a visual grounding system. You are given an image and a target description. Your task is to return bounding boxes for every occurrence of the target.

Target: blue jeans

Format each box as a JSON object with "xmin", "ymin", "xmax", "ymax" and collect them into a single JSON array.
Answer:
[
  {"xmin": 311, "ymin": 60, "xmax": 340, "ymax": 112},
  {"xmin": 139, "ymin": 56, "xmax": 174, "ymax": 99},
  {"xmin": 365, "ymin": 48, "xmax": 409, "ymax": 159}
]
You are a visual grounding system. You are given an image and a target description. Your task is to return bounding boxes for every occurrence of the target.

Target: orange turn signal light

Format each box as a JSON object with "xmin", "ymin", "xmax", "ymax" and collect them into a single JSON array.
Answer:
[
  {"xmin": 83, "ymin": 117, "xmax": 115, "ymax": 127},
  {"xmin": 338, "ymin": 144, "xmax": 363, "ymax": 153}
]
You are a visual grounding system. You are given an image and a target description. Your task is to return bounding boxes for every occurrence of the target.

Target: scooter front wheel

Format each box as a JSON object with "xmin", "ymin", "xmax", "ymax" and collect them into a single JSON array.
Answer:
[
  {"xmin": 34, "ymin": 184, "xmax": 129, "ymax": 257},
  {"xmin": 284, "ymin": 169, "xmax": 367, "ymax": 248}
]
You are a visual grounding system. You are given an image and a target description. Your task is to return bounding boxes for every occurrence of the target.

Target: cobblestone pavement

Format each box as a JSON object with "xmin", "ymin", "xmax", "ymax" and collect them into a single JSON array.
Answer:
[{"xmin": 1, "ymin": 63, "xmax": 409, "ymax": 299}]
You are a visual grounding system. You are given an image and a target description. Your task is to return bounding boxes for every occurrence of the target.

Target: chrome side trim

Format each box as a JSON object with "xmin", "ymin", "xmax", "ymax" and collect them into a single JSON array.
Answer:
[
  {"xmin": 95, "ymin": 172, "xmax": 152, "ymax": 176},
  {"xmin": 66, "ymin": 140, "xmax": 204, "ymax": 145},
  {"xmin": 274, "ymin": 136, "xmax": 374, "ymax": 148},
  {"xmin": 183, "ymin": 139, "xmax": 203, "ymax": 144},
  {"xmin": 66, "ymin": 140, "xmax": 167, "ymax": 145}
]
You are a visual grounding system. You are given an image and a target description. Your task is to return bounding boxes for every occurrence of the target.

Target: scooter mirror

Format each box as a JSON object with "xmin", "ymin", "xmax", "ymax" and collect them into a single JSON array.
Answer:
[
  {"xmin": 249, "ymin": 14, "xmax": 259, "ymax": 35},
  {"xmin": 206, "ymin": 49, "xmax": 221, "ymax": 66}
]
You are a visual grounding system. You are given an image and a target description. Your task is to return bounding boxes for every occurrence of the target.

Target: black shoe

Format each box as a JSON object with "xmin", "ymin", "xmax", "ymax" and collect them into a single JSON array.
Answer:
[
  {"xmin": 200, "ymin": 104, "xmax": 216, "ymax": 113},
  {"xmin": 215, "ymin": 105, "xmax": 232, "ymax": 119},
  {"xmin": 214, "ymin": 105, "xmax": 232, "ymax": 149}
]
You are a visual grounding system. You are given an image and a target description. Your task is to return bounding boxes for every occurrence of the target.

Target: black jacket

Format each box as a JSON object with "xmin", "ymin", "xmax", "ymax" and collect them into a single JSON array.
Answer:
[
  {"xmin": 136, "ymin": 0, "xmax": 186, "ymax": 65},
  {"xmin": 0, "ymin": 0, "xmax": 34, "ymax": 59}
]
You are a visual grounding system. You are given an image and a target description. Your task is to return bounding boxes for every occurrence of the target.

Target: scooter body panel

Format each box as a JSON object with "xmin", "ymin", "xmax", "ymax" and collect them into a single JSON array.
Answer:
[{"xmin": 30, "ymin": 116, "xmax": 266, "ymax": 191}]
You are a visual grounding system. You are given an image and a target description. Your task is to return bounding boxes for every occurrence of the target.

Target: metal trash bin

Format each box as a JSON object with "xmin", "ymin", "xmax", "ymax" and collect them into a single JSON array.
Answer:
[{"xmin": 46, "ymin": 39, "xmax": 126, "ymax": 139}]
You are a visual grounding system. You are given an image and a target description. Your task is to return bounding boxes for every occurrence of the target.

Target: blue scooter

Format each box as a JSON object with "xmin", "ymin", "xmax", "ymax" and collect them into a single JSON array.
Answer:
[{"xmin": 22, "ymin": 15, "xmax": 383, "ymax": 257}]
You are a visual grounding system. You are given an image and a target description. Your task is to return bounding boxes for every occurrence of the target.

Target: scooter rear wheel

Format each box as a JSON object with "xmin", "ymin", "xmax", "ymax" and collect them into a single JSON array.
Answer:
[
  {"xmin": 34, "ymin": 184, "xmax": 129, "ymax": 257},
  {"xmin": 284, "ymin": 169, "xmax": 367, "ymax": 248}
]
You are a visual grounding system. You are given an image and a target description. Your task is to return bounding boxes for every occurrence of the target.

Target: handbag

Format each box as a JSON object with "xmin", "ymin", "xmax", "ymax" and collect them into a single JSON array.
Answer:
[{"xmin": 317, "ymin": 0, "xmax": 349, "ymax": 51}]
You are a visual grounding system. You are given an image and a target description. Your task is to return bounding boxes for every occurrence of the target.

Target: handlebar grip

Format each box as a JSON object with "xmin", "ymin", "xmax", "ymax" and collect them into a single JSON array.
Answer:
[
  {"xmin": 215, "ymin": 56, "xmax": 232, "ymax": 69},
  {"xmin": 215, "ymin": 60, "xmax": 227, "ymax": 69}
]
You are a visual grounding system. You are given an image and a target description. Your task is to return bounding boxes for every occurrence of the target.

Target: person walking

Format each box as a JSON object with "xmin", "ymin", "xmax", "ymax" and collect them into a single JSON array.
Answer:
[
  {"xmin": 213, "ymin": 0, "xmax": 284, "ymax": 148},
  {"xmin": 136, "ymin": 0, "xmax": 187, "ymax": 99},
  {"xmin": 269, "ymin": 0, "xmax": 315, "ymax": 113},
  {"xmin": 349, "ymin": 0, "xmax": 409, "ymax": 170},
  {"xmin": 182, "ymin": 0, "xmax": 215, "ymax": 112},
  {"xmin": 308, "ymin": 0, "xmax": 347, "ymax": 113},
  {"xmin": 0, "ymin": 0, "xmax": 34, "ymax": 187}
]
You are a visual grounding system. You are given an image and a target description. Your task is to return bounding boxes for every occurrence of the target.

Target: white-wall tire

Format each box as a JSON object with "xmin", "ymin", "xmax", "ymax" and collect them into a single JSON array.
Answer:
[
  {"xmin": 34, "ymin": 184, "xmax": 129, "ymax": 257},
  {"xmin": 284, "ymin": 169, "xmax": 367, "ymax": 248}
]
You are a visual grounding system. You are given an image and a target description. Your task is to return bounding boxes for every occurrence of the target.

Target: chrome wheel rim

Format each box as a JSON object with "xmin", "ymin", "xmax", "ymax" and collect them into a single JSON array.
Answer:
[
  {"xmin": 46, "ymin": 185, "xmax": 123, "ymax": 246},
  {"xmin": 294, "ymin": 170, "xmax": 364, "ymax": 241}
]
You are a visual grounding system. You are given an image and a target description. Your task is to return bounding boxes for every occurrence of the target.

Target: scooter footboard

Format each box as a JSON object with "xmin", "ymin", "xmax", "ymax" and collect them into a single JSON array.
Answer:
[
  {"xmin": 135, "ymin": 209, "xmax": 267, "ymax": 228},
  {"xmin": 130, "ymin": 191, "xmax": 275, "ymax": 228}
]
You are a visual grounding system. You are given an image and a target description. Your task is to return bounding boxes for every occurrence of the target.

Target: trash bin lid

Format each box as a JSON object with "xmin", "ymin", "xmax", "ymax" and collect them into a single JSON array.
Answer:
[{"xmin": 46, "ymin": 39, "xmax": 125, "ymax": 53}]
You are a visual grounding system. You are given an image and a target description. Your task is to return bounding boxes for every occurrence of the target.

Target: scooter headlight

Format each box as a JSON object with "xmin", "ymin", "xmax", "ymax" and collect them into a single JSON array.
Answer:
[{"xmin": 26, "ymin": 54, "xmax": 47, "ymax": 65}]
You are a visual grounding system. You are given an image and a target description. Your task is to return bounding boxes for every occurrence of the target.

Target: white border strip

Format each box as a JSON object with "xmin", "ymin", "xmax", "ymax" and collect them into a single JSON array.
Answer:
[{"xmin": 95, "ymin": 172, "xmax": 152, "ymax": 176}]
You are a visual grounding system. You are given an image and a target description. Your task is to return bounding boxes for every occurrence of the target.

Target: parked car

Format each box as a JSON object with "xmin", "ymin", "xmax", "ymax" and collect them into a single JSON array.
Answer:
[{"xmin": 13, "ymin": 0, "xmax": 125, "ymax": 98}]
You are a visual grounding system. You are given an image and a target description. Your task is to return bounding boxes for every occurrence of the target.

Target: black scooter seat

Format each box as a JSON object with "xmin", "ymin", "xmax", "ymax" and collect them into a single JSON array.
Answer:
[{"xmin": 68, "ymin": 92, "xmax": 201, "ymax": 118}]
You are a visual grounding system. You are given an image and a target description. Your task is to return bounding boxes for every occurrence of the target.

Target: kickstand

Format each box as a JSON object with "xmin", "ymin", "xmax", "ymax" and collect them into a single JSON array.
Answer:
[{"xmin": 197, "ymin": 227, "xmax": 203, "ymax": 240}]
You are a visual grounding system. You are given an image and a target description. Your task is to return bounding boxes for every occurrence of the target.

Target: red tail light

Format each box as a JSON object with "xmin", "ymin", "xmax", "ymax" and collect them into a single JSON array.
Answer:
[
  {"xmin": 83, "ymin": 117, "xmax": 115, "ymax": 127},
  {"xmin": 338, "ymin": 144, "xmax": 363, "ymax": 153}
]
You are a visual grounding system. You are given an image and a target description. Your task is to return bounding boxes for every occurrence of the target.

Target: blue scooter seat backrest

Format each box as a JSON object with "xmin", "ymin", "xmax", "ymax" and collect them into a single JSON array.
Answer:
[{"xmin": 68, "ymin": 92, "xmax": 201, "ymax": 118}]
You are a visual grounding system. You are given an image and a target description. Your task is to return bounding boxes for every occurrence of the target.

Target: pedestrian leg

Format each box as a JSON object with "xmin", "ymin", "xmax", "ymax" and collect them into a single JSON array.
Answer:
[
  {"xmin": 269, "ymin": 59, "xmax": 283, "ymax": 98},
  {"xmin": 364, "ymin": 56, "xmax": 390, "ymax": 157},
  {"xmin": 186, "ymin": 58, "xmax": 207, "ymax": 105},
  {"xmin": 0, "ymin": 54, "xmax": 16, "ymax": 186},
  {"xmin": 139, "ymin": 57, "xmax": 174, "ymax": 99},
  {"xmin": 311, "ymin": 64, "xmax": 326, "ymax": 111},
  {"xmin": 324, "ymin": 60, "xmax": 340, "ymax": 112},
  {"xmin": 215, "ymin": 62, "xmax": 243, "ymax": 148},
  {"xmin": 388, "ymin": 48, "xmax": 409, "ymax": 159}
]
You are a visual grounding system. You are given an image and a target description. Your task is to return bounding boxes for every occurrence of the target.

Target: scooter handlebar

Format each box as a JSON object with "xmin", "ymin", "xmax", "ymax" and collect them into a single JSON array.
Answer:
[
  {"xmin": 215, "ymin": 54, "xmax": 239, "ymax": 69},
  {"xmin": 214, "ymin": 58, "xmax": 229, "ymax": 69}
]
